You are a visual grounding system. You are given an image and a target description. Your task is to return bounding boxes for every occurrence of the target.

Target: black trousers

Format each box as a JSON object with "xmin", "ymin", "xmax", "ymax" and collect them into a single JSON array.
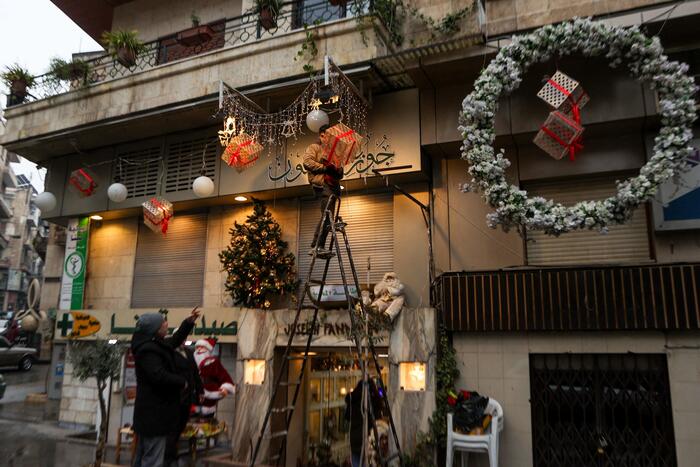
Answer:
[{"xmin": 312, "ymin": 184, "xmax": 341, "ymax": 248}]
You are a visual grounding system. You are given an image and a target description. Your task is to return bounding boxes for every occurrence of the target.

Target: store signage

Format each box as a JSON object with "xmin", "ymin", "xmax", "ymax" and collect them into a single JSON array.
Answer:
[
  {"xmin": 308, "ymin": 284, "xmax": 359, "ymax": 304},
  {"xmin": 59, "ymin": 217, "xmax": 90, "ymax": 310},
  {"xmin": 6, "ymin": 269, "xmax": 22, "ymax": 292},
  {"xmin": 653, "ymin": 140, "xmax": 700, "ymax": 230}
]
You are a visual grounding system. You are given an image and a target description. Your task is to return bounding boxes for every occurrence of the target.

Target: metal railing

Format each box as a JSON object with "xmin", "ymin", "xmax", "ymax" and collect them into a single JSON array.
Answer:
[{"xmin": 7, "ymin": 0, "xmax": 359, "ymax": 107}]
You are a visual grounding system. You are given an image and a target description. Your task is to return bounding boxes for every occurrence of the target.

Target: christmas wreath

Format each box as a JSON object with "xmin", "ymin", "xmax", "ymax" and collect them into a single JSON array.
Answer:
[{"xmin": 460, "ymin": 17, "xmax": 697, "ymax": 235}]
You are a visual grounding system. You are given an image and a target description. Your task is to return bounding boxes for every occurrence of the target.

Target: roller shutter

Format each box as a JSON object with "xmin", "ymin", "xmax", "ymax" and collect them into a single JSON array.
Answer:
[
  {"xmin": 297, "ymin": 191, "xmax": 393, "ymax": 286},
  {"xmin": 131, "ymin": 212, "xmax": 207, "ymax": 308},
  {"xmin": 525, "ymin": 176, "xmax": 651, "ymax": 265}
]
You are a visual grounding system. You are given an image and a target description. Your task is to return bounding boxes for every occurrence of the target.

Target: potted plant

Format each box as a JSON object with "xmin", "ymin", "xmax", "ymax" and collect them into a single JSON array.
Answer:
[
  {"xmin": 48, "ymin": 57, "xmax": 91, "ymax": 85},
  {"xmin": 1, "ymin": 64, "xmax": 36, "ymax": 103},
  {"xmin": 253, "ymin": 0, "xmax": 283, "ymax": 31},
  {"xmin": 176, "ymin": 11, "xmax": 215, "ymax": 47},
  {"xmin": 101, "ymin": 30, "xmax": 147, "ymax": 68}
]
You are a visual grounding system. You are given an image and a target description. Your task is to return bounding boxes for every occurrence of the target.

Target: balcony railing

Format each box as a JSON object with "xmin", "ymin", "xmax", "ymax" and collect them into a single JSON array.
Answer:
[
  {"xmin": 7, "ymin": 0, "xmax": 359, "ymax": 106},
  {"xmin": 435, "ymin": 263, "xmax": 700, "ymax": 332}
]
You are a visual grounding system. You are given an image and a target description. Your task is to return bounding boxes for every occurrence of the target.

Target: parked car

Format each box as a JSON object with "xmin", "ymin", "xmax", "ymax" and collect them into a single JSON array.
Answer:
[{"xmin": 0, "ymin": 335, "xmax": 36, "ymax": 371}]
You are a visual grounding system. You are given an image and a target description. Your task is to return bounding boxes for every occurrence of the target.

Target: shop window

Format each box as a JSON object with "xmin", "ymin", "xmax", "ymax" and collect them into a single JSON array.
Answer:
[
  {"xmin": 293, "ymin": 0, "xmax": 348, "ymax": 29},
  {"xmin": 131, "ymin": 212, "xmax": 207, "ymax": 308},
  {"xmin": 530, "ymin": 353, "xmax": 676, "ymax": 467},
  {"xmin": 399, "ymin": 361, "xmax": 426, "ymax": 391},
  {"xmin": 244, "ymin": 359, "xmax": 266, "ymax": 385}
]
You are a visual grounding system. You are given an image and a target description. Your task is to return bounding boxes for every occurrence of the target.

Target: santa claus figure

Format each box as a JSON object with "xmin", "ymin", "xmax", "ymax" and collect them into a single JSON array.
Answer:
[{"xmin": 193, "ymin": 338, "xmax": 236, "ymax": 416}]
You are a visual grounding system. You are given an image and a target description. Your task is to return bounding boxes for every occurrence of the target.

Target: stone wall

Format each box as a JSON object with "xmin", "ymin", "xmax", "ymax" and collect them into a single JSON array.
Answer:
[
  {"xmin": 58, "ymin": 347, "xmax": 99, "ymax": 427},
  {"xmin": 85, "ymin": 217, "xmax": 138, "ymax": 310},
  {"xmin": 452, "ymin": 331, "xmax": 700, "ymax": 467}
]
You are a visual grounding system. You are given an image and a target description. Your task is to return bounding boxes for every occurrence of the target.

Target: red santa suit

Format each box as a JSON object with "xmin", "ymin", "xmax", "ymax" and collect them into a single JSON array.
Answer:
[{"xmin": 193, "ymin": 338, "xmax": 235, "ymax": 416}]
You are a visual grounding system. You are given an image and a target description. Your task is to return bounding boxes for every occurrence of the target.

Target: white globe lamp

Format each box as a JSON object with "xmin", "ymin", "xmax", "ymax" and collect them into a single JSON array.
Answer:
[
  {"xmin": 107, "ymin": 182, "xmax": 128, "ymax": 203},
  {"xmin": 34, "ymin": 191, "xmax": 57, "ymax": 212},
  {"xmin": 193, "ymin": 175, "xmax": 215, "ymax": 198},
  {"xmin": 306, "ymin": 109, "xmax": 329, "ymax": 133}
]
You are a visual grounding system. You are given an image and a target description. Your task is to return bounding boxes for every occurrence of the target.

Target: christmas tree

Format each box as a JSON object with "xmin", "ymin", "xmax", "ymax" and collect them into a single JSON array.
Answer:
[{"xmin": 219, "ymin": 199, "xmax": 298, "ymax": 309}]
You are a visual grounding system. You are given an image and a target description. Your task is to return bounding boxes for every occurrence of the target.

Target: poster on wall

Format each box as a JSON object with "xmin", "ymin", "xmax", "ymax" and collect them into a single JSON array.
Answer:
[
  {"xmin": 653, "ymin": 141, "xmax": 700, "ymax": 231},
  {"xmin": 59, "ymin": 217, "xmax": 90, "ymax": 310}
]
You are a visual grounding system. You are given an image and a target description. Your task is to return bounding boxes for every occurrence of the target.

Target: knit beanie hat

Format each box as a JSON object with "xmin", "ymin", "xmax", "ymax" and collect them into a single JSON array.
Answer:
[{"xmin": 136, "ymin": 312, "xmax": 164, "ymax": 336}]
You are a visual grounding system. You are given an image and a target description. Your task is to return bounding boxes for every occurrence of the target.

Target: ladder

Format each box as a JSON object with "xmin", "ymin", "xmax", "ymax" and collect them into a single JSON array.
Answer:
[{"xmin": 249, "ymin": 194, "xmax": 403, "ymax": 467}]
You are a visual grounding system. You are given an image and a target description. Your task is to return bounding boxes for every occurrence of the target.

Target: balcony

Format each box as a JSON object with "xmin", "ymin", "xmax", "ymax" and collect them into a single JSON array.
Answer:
[
  {"xmin": 435, "ymin": 263, "xmax": 700, "ymax": 332},
  {"xmin": 0, "ymin": 196, "xmax": 12, "ymax": 220}
]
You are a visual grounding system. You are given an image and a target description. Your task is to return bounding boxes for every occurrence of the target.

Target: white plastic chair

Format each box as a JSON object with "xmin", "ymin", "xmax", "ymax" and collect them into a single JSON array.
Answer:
[{"xmin": 446, "ymin": 398, "xmax": 503, "ymax": 467}]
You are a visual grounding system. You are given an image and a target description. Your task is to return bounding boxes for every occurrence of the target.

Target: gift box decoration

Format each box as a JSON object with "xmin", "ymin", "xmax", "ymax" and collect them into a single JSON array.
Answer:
[
  {"xmin": 68, "ymin": 168, "xmax": 98, "ymax": 197},
  {"xmin": 142, "ymin": 197, "xmax": 174, "ymax": 234},
  {"xmin": 323, "ymin": 122, "xmax": 361, "ymax": 168},
  {"xmin": 537, "ymin": 71, "xmax": 589, "ymax": 122},
  {"xmin": 221, "ymin": 132, "xmax": 263, "ymax": 171},
  {"xmin": 533, "ymin": 111, "xmax": 584, "ymax": 161}
]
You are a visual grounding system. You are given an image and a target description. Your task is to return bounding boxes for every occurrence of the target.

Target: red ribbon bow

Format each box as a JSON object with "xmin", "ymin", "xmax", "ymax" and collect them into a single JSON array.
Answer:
[
  {"xmin": 148, "ymin": 198, "xmax": 172, "ymax": 234},
  {"xmin": 326, "ymin": 129, "xmax": 356, "ymax": 167},
  {"xmin": 69, "ymin": 169, "xmax": 97, "ymax": 196}
]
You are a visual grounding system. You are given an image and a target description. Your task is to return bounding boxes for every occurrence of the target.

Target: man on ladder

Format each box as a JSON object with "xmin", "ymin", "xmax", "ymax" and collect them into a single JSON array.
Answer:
[{"xmin": 303, "ymin": 123, "xmax": 344, "ymax": 259}]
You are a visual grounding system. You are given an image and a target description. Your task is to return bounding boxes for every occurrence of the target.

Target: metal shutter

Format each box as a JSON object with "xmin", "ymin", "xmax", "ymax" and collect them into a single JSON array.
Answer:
[
  {"xmin": 164, "ymin": 135, "xmax": 217, "ymax": 194},
  {"xmin": 116, "ymin": 144, "xmax": 162, "ymax": 199},
  {"xmin": 131, "ymin": 212, "xmax": 207, "ymax": 308},
  {"xmin": 297, "ymin": 192, "xmax": 393, "ymax": 286},
  {"xmin": 525, "ymin": 177, "xmax": 651, "ymax": 265}
]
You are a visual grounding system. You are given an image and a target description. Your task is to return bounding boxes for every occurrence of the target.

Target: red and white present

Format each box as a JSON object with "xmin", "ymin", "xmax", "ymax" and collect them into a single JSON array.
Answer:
[
  {"xmin": 533, "ymin": 111, "xmax": 584, "ymax": 161},
  {"xmin": 221, "ymin": 132, "xmax": 263, "ymax": 172},
  {"xmin": 537, "ymin": 71, "xmax": 589, "ymax": 122},
  {"xmin": 142, "ymin": 197, "xmax": 173, "ymax": 234},
  {"xmin": 68, "ymin": 168, "xmax": 98, "ymax": 197},
  {"xmin": 323, "ymin": 122, "xmax": 361, "ymax": 168}
]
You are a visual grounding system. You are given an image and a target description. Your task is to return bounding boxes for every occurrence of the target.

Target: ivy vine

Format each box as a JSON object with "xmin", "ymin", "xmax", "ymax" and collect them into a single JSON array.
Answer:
[{"xmin": 295, "ymin": 20, "xmax": 320, "ymax": 76}]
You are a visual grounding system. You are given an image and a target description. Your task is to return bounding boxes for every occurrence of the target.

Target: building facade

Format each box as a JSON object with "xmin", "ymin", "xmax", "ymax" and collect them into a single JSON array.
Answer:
[{"xmin": 2, "ymin": 0, "xmax": 700, "ymax": 466}]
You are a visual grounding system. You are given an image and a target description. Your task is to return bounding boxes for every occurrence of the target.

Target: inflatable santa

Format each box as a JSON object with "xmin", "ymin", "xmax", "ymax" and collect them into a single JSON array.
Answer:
[{"xmin": 193, "ymin": 338, "xmax": 236, "ymax": 416}]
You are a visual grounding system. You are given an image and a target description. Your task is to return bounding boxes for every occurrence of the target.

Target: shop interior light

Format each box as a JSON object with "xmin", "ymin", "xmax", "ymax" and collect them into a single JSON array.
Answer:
[
  {"xmin": 108, "ymin": 339, "xmax": 118, "ymax": 345},
  {"xmin": 399, "ymin": 361, "xmax": 426, "ymax": 391},
  {"xmin": 90, "ymin": 215, "xmax": 103, "ymax": 221},
  {"xmin": 234, "ymin": 195, "xmax": 248, "ymax": 202},
  {"xmin": 340, "ymin": 185, "xmax": 345, "ymax": 190},
  {"xmin": 244, "ymin": 359, "xmax": 266, "ymax": 385}
]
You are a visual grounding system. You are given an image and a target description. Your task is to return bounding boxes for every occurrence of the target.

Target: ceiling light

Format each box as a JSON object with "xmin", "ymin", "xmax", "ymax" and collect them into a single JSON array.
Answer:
[
  {"xmin": 234, "ymin": 195, "xmax": 248, "ymax": 202},
  {"xmin": 90, "ymin": 215, "xmax": 103, "ymax": 221}
]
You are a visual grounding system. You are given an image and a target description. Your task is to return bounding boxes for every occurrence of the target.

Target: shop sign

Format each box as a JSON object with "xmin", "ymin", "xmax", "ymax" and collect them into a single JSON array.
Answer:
[
  {"xmin": 54, "ymin": 308, "xmax": 239, "ymax": 342},
  {"xmin": 654, "ymin": 139, "xmax": 700, "ymax": 230},
  {"xmin": 277, "ymin": 309, "xmax": 388, "ymax": 347},
  {"xmin": 6, "ymin": 269, "xmax": 22, "ymax": 292},
  {"xmin": 59, "ymin": 217, "xmax": 90, "ymax": 310},
  {"xmin": 308, "ymin": 284, "xmax": 359, "ymax": 306}
]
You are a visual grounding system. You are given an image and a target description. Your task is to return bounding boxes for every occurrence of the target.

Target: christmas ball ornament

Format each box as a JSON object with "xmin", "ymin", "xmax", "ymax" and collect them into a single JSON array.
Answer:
[
  {"xmin": 193, "ymin": 175, "xmax": 215, "ymax": 198},
  {"xmin": 20, "ymin": 314, "xmax": 39, "ymax": 333},
  {"xmin": 306, "ymin": 109, "xmax": 329, "ymax": 133},
  {"xmin": 107, "ymin": 182, "xmax": 128, "ymax": 203},
  {"xmin": 34, "ymin": 191, "xmax": 57, "ymax": 212}
]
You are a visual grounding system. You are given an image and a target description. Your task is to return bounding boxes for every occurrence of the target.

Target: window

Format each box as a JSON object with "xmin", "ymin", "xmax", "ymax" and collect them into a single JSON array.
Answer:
[
  {"xmin": 131, "ymin": 212, "xmax": 208, "ymax": 308},
  {"xmin": 530, "ymin": 353, "xmax": 676, "ymax": 467},
  {"xmin": 293, "ymin": 0, "xmax": 348, "ymax": 29}
]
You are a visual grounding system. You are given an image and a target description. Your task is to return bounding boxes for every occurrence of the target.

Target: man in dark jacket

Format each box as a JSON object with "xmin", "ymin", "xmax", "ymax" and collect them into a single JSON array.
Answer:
[
  {"xmin": 345, "ymin": 378, "xmax": 383, "ymax": 467},
  {"xmin": 131, "ymin": 307, "xmax": 200, "ymax": 467}
]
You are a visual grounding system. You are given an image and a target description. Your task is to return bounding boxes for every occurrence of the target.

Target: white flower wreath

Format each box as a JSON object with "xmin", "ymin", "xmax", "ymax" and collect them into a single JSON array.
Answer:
[{"xmin": 459, "ymin": 17, "xmax": 697, "ymax": 236}]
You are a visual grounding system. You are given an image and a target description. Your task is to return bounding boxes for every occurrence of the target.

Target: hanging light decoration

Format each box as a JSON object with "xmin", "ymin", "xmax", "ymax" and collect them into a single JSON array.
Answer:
[
  {"xmin": 34, "ymin": 191, "xmax": 57, "ymax": 212},
  {"xmin": 306, "ymin": 108, "xmax": 329, "ymax": 133},
  {"xmin": 193, "ymin": 174, "xmax": 215, "ymax": 197},
  {"xmin": 107, "ymin": 182, "xmax": 128, "ymax": 203}
]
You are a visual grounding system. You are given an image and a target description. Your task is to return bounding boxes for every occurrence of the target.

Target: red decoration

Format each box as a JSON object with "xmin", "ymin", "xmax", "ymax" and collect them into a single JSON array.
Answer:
[
  {"xmin": 221, "ymin": 132, "xmax": 263, "ymax": 171},
  {"xmin": 323, "ymin": 122, "xmax": 360, "ymax": 168},
  {"xmin": 68, "ymin": 168, "xmax": 98, "ymax": 197},
  {"xmin": 537, "ymin": 70, "xmax": 589, "ymax": 121},
  {"xmin": 142, "ymin": 197, "xmax": 173, "ymax": 234},
  {"xmin": 533, "ymin": 111, "xmax": 584, "ymax": 161}
]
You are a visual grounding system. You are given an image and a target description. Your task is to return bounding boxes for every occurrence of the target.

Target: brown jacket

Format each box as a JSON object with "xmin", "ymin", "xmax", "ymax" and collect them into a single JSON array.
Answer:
[{"xmin": 303, "ymin": 142, "xmax": 328, "ymax": 187}]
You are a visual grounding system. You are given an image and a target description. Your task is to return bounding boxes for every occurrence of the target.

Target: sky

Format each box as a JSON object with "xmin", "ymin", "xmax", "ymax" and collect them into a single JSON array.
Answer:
[{"xmin": 0, "ymin": 0, "xmax": 102, "ymax": 191}]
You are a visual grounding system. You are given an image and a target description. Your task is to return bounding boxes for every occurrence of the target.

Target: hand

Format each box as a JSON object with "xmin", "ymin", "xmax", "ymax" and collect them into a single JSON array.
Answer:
[
  {"xmin": 219, "ymin": 388, "xmax": 229, "ymax": 397},
  {"xmin": 187, "ymin": 306, "xmax": 201, "ymax": 323}
]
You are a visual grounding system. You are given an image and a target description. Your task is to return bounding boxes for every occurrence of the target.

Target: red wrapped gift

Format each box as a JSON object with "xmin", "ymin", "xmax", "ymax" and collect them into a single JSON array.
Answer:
[
  {"xmin": 221, "ymin": 132, "xmax": 263, "ymax": 172},
  {"xmin": 537, "ymin": 70, "xmax": 589, "ymax": 123},
  {"xmin": 323, "ymin": 122, "xmax": 360, "ymax": 168},
  {"xmin": 142, "ymin": 197, "xmax": 173, "ymax": 234},
  {"xmin": 533, "ymin": 111, "xmax": 584, "ymax": 161},
  {"xmin": 68, "ymin": 168, "xmax": 98, "ymax": 197}
]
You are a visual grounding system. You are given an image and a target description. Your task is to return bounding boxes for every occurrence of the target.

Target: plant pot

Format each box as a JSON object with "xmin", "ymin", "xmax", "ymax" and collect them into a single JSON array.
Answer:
[
  {"xmin": 329, "ymin": 0, "xmax": 346, "ymax": 6},
  {"xmin": 116, "ymin": 46, "xmax": 137, "ymax": 68},
  {"xmin": 9, "ymin": 80, "xmax": 28, "ymax": 100},
  {"xmin": 176, "ymin": 25, "xmax": 215, "ymax": 47},
  {"xmin": 259, "ymin": 7, "xmax": 277, "ymax": 31},
  {"xmin": 66, "ymin": 64, "xmax": 87, "ymax": 82}
]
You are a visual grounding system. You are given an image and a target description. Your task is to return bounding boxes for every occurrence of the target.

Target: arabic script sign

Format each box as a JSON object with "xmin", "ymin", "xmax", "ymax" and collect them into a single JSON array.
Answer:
[{"xmin": 57, "ymin": 311, "xmax": 101, "ymax": 338}]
